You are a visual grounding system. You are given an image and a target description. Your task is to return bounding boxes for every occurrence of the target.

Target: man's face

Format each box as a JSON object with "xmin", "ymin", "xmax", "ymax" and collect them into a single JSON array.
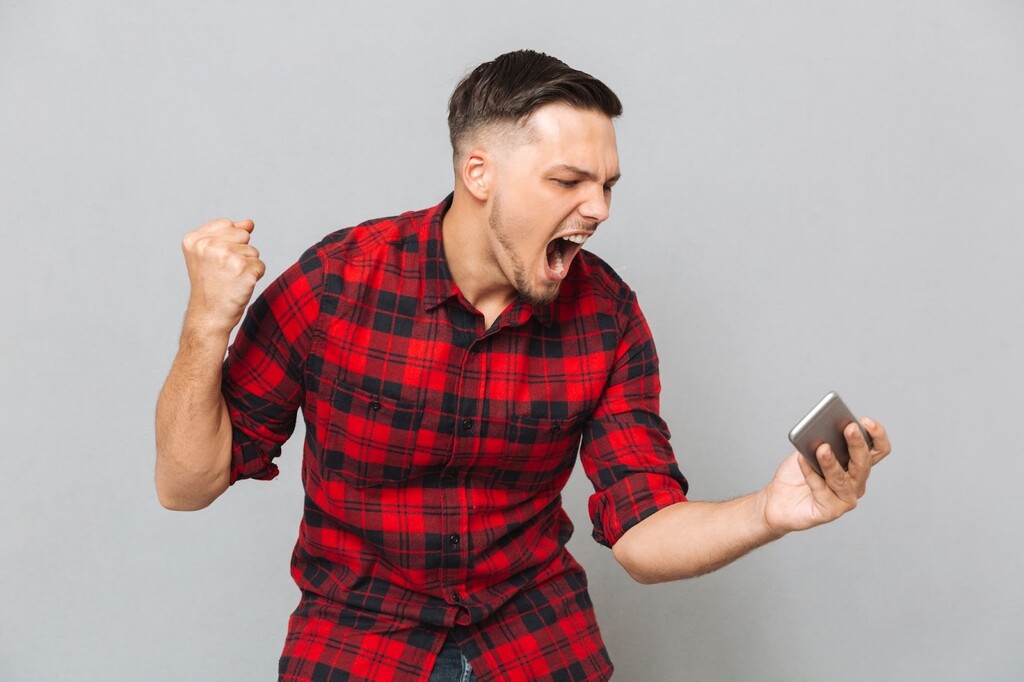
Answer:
[{"xmin": 485, "ymin": 103, "xmax": 620, "ymax": 306}]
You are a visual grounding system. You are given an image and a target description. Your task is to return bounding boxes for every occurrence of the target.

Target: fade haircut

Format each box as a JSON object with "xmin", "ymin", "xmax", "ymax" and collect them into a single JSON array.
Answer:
[{"xmin": 447, "ymin": 50, "xmax": 623, "ymax": 162}]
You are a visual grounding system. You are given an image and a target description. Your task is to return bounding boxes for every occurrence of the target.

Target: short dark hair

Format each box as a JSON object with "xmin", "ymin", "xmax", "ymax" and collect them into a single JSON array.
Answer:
[{"xmin": 447, "ymin": 50, "xmax": 622, "ymax": 158}]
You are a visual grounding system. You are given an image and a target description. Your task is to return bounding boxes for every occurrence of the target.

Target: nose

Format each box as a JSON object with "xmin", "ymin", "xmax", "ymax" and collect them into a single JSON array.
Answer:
[{"xmin": 578, "ymin": 185, "xmax": 610, "ymax": 224}]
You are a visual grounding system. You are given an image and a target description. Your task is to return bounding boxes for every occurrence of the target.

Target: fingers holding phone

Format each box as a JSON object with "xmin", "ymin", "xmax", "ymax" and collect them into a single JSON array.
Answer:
[
  {"xmin": 814, "ymin": 424, "xmax": 868, "ymax": 504},
  {"xmin": 788, "ymin": 392, "xmax": 892, "ymax": 501},
  {"xmin": 859, "ymin": 417, "xmax": 892, "ymax": 467},
  {"xmin": 814, "ymin": 416, "xmax": 891, "ymax": 477}
]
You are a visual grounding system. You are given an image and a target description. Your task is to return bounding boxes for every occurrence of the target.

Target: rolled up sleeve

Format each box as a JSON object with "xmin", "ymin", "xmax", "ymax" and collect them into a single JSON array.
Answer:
[
  {"xmin": 581, "ymin": 294, "xmax": 688, "ymax": 548},
  {"xmin": 221, "ymin": 244, "xmax": 323, "ymax": 484}
]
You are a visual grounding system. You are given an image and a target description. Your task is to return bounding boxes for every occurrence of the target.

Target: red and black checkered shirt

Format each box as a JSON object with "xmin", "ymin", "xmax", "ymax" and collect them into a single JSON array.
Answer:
[{"xmin": 222, "ymin": 196, "xmax": 689, "ymax": 681}]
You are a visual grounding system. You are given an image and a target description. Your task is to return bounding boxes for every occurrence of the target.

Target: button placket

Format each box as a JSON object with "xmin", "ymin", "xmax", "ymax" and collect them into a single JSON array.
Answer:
[{"xmin": 443, "ymin": 338, "xmax": 483, "ymax": 603}]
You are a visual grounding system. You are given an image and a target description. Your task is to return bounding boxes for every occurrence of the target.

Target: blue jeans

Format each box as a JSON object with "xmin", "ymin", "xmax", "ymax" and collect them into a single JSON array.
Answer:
[{"xmin": 428, "ymin": 636, "xmax": 476, "ymax": 682}]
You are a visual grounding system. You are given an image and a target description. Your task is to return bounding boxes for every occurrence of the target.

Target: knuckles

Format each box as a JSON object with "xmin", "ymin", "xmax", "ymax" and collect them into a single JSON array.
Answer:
[
  {"xmin": 178, "ymin": 219, "xmax": 262, "ymax": 322},
  {"xmin": 181, "ymin": 218, "xmax": 250, "ymax": 253},
  {"xmin": 201, "ymin": 217, "xmax": 234, "ymax": 231}
]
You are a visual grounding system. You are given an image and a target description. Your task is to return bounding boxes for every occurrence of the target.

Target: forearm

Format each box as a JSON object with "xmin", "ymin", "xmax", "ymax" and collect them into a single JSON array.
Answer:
[
  {"xmin": 155, "ymin": 320, "xmax": 234, "ymax": 510},
  {"xmin": 611, "ymin": 492, "xmax": 784, "ymax": 584}
]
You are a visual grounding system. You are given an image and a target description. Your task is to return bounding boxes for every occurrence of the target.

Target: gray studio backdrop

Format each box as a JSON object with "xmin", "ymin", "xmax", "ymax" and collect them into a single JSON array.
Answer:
[{"xmin": 2, "ymin": 1, "xmax": 1022, "ymax": 680}]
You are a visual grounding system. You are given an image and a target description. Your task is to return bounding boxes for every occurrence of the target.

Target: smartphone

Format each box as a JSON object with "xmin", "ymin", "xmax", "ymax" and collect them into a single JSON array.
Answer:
[{"xmin": 788, "ymin": 392, "xmax": 873, "ymax": 477}]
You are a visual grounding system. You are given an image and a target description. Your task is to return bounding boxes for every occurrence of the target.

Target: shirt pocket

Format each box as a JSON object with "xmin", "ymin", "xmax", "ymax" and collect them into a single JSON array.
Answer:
[
  {"xmin": 320, "ymin": 380, "xmax": 424, "ymax": 489},
  {"xmin": 495, "ymin": 414, "xmax": 585, "ymax": 490}
]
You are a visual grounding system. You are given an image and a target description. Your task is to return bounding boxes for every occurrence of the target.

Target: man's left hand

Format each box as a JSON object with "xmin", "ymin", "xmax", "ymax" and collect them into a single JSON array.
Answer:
[{"xmin": 762, "ymin": 417, "xmax": 892, "ymax": 535}]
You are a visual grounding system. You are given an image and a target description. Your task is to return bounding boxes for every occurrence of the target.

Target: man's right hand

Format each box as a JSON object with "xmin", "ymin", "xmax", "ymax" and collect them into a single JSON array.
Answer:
[{"xmin": 181, "ymin": 218, "xmax": 267, "ymax": 335}]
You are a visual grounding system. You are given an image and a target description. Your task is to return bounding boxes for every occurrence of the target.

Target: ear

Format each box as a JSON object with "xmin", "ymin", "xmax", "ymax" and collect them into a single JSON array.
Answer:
[{"xmin": 459, "ymin": 148, "xmax": 491, "ymax": 202}]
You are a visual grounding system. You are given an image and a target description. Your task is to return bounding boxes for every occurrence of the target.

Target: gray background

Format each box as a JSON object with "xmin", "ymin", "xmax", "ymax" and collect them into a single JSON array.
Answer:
[{"xmin": 2, "ymin": 1, "xmax": 1022, "ymax": 680}]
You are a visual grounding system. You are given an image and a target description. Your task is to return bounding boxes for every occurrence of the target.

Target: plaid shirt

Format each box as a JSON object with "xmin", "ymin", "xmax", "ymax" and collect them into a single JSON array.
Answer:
[{"xmin": 222, "ymin": 196, "xmax": 688, "ymax": 681}]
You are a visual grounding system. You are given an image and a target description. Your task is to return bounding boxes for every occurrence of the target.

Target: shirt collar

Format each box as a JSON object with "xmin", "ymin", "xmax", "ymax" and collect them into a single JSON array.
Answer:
[
  {"xmin": 420, "ymin": 194, "xmax": 459, "ymax": 312},
  {"xmin": 419, "ymin": 194, "xmax": 554, "ymax": 328}
]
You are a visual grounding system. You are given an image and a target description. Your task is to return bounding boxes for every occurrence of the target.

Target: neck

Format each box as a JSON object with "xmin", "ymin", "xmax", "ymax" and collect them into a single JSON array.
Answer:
[{"xmin": 441, "ymin": 186, "xmax": 517, "ymax": 319}]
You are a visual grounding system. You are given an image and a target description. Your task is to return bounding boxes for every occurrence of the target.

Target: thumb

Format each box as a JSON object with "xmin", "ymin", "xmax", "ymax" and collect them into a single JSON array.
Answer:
[{"xmin": 233, "ymin": 219, "xmax": 255, "ymax": 233}]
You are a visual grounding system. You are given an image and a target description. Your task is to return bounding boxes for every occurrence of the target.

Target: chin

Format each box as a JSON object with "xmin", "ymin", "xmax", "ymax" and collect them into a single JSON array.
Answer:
[{"xmin": 521, "ymin": 282, "xmax": 561, "ymax": 306}]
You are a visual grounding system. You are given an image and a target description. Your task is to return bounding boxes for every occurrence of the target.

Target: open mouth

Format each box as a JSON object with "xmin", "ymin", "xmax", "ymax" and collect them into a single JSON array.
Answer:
[{"xmin": 545, "ymin": 233, "xmax": 590, "ymax": 280}]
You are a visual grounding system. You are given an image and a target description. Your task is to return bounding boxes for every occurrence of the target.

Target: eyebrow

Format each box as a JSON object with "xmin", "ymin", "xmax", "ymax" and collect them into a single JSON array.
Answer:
[{"xmin": 550, "ymin": 164, "xmax": 621, "ymax": 185}]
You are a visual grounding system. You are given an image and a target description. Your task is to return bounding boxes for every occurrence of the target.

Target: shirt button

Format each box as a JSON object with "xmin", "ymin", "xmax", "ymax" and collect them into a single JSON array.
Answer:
[
  {"xmin": 370, "ymin": 400, "xmax": 381, "ymax": 411},
  {"xmin": 461, "ymin": 418, "xmax": 474, "ymax": 432},
  {"xmin": 550, "ymin": 423, "xmax": 561, "ymax": 434},
  {"xmin": 448, "ymin": 534, "xmax": 460, "ymax": 547},
  {"xmin": 451, "ymin": 592, "xmax": 462, "ymax": 603}
]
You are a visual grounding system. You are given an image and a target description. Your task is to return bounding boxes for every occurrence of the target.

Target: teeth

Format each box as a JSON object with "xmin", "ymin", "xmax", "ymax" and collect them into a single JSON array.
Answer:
[{"xmin": 550, "ymin": 233, "xmax": 590, "ymax": 275}]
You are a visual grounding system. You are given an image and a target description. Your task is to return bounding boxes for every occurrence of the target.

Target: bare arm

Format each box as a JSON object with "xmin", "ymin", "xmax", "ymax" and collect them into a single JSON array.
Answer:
[
  {"xmin": 612, "ymin": 417, "xmax": 892, "ymax": 583},
  {"xmin": 154, "ymin": 218, "xmax": 266, "ymax": 510},
  {"xmin": 155, "ymin": 322, "xmax": 233, "ymax": 510},
  {"xmin": 611, "ymin": 493, "xmax": 779, "ymax": 584}
]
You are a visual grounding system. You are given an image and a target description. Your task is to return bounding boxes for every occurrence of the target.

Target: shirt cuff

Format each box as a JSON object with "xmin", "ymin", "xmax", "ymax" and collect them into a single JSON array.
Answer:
[
  {"xmin": 588, "ymin": 472, "xmax": 688, "ymax": 548},
  {"xmin": 228, "ymin": 423, "xmax": 282, "ymax": 484}
]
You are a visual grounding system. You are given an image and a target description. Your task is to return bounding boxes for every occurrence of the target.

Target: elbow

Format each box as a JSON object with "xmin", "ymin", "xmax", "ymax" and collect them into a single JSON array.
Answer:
[
  {"xmin": 624, "ymin": 568, "xmax": 661, "ymax": 586},
  {"xmin": 612, "ymin": 537, "xmax": 662, "ymax": 585},
  {"xmin": 156, "ymin": 487, "xmax": 218, "ymax": 511},
  {"xmin": 612, "ymin": 534, "xmax": 705, "ymax": 584},
  {"xmin": 154, "ymin": 461, "xmax": 230, "ymax": 511}
]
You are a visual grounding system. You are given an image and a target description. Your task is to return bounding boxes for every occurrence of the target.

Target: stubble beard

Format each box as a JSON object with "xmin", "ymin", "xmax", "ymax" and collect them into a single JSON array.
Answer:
[{"xmin": 488, "ymin": 192, "xmax": 561, "ymax": 307}]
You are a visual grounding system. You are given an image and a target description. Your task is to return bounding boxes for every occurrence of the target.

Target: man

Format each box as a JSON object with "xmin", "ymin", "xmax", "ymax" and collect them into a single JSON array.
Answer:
[{"xmin": 156, "ymin": 50, "xmax": 891, "ymax": 681}]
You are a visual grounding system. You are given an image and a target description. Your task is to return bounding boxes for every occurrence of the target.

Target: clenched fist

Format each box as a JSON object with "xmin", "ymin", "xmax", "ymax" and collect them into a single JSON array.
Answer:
[{"xmin": 181, "ymin": 218, "xmax": 267, "ymax": 336}]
